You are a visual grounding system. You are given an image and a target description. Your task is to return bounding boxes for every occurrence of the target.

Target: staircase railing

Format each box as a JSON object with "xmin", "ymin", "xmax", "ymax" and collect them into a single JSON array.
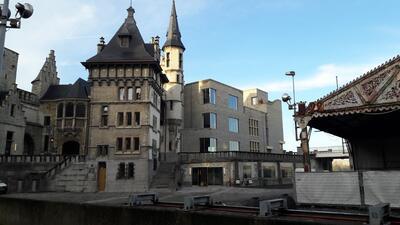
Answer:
[{"xmin": 42, "ymin": 155, "xmax": 86, "ymax": 178}]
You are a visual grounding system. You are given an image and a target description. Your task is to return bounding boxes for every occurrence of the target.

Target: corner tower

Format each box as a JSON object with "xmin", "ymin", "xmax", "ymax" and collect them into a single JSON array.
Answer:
[{"xmin": 161, "ymin": 0, "xmax": 185, "ymax": 161}]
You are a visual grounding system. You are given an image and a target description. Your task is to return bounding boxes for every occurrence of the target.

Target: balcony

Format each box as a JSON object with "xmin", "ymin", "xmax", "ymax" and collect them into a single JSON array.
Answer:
[{"xmin": 178, "ymin": 151, "xmax": 303, "ymax": 164}]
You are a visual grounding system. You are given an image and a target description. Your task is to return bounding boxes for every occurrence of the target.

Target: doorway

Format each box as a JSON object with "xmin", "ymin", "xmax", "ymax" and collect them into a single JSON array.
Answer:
[
  {"xmin": 62, "ymin": 141, "xmax": 80, "ymax": 155},
  {"xmin": 97, "ymin": 162, "xmax": 106, "ymax": 192},
  {"xmin": 24, "ymin": 134, "xmax": 35, "ymax": 155}
]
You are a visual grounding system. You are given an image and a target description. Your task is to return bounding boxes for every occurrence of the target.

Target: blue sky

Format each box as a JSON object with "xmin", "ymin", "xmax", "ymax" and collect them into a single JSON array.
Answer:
[{"xmin": 6, "ymin": 0, "xmax": 400, "ymax": 151}]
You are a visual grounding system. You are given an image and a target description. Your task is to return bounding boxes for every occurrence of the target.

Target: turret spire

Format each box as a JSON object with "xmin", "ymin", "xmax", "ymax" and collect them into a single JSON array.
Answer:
[{"xmin": 163, "ymin": 0, "xmax": 185, "ymax": 50}]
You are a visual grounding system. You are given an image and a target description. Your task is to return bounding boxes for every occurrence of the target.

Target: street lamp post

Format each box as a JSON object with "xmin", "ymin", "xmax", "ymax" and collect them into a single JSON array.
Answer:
[
  {"xmin": 0, "ymin": 1, "xmax": 33, "ymax": 79},
  {"xmin": 282, "ymin": 71, "xmax": 311, "ymax": 172}
]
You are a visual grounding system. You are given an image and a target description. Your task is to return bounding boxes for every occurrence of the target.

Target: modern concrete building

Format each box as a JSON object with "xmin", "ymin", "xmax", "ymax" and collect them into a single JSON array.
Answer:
[{"xmin": 180, "ymin": 79, "xmax": 288, "ymax": 187}]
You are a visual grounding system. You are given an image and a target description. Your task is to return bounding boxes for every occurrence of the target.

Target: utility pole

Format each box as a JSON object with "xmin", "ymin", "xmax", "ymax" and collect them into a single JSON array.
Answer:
[
  {"xmin": 0, "ymin": 0, "xmax": 10, "ymax": 78},
  {"xmin": 0, "ymin": 1, "xmax": 33, "ymax": 81}
]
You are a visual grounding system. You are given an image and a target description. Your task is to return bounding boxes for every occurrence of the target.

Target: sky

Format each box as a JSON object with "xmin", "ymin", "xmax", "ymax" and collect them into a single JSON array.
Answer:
[{"xmin": 5, "ymin": 0, "xmax": 400, "ymax": 151}]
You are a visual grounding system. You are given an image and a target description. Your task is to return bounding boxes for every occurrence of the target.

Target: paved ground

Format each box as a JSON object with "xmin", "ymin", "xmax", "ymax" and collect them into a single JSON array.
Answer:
[{"xmin": 1, "ymin": 186, "xmax": 294, "ymax": 207}]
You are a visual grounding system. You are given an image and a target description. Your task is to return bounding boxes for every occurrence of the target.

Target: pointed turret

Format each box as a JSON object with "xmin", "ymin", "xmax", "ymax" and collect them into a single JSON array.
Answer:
[{"xmin": 163, "ymin": 0, "xmax": 185, "ymax": 50}]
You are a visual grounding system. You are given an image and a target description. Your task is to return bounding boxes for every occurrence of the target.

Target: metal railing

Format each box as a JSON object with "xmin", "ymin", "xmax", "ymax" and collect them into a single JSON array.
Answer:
[
  {"xmin": 43, "ymin": 155, "xmax": 86, "ymax": 178},
  {"xmin": 178, "ymin": 151, "xmax": 303, "ymax": 164},
  {"xmin": 0, "ymin": 155, "xmax": 64, "ymax": 163}
]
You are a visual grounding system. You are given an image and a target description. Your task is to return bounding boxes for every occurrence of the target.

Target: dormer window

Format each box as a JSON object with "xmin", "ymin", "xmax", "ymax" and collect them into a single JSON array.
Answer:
[{"xmin": 120, "ymin": 36, "xmax": 130, "ymax": 47}]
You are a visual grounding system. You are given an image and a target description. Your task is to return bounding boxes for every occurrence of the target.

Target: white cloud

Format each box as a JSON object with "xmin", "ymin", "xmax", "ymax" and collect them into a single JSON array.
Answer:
[{"xmin": 263, "ymin": 63, "xmax": 374, "ymax": 93}]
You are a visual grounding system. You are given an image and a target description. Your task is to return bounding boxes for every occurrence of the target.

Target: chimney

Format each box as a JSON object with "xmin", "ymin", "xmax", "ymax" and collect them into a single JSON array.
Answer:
[
  {"xmin": 152, "ymin": 36, "xmax": 161, "ymax": 61},
  {"xmin": 97, "ymin": 37, "xmax": 106, "ymax": 53}
]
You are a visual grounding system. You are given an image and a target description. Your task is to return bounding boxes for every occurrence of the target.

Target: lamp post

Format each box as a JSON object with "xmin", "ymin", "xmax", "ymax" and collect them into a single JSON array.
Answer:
[
  {"xmin": 282, "ymin": 71, "xmax": 311, "ymax": 172},
  {"xmin": 0, "ymin": 1, "xmax": 33, "ymax": 79}
]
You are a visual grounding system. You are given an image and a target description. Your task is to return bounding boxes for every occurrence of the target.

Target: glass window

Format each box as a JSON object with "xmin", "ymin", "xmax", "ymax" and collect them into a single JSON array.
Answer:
[
  {"xmin": 228, "ymin": 117, "xmax": 239, "ymax": 133},
  {"xmin": 199, "ymin": 138, "xmax": 217, "ymax": 153},
  {"xmin": 243, "ymin": 165, "xmax": 252, "ymax": 179},
  {"xmin": 126, "ymin": 112, "xmax": 132, "ymax": 126},
  {"xmin": 117, "ymin": 163, "xmax": 125, "ymax": 179},
  {"xmin": 135, "ymin": 87, "xmax": 141, "ymax": 100},
  {"xmin": 128, "ymin": 163, "xmax": 135, "ymax": 178},
  {"xmin": 75, "ymin": 103, "xmax": 86, "ymax": 117},
  {"xmin": 117, "ymin": 112, "xmax": 124, "ymax": 126},
  {"xmin": 116, "ymin": 137, "xmax": 123, "ymax": 151},
  {"xmin": 57, "ymin": 103, "xmax": 64, "ymax": 118},
  {"xmin": 101, "ymin": 105, "xmax": 108, "ymax": 127},
  {"xmin": 65, "ymin": 102, "xmax": 74, "ymax": 117},
  {"xmin": 135, "ymin": 112, "xmax": 140, "ymax": 126},
  {"xmin": 10, "ymin": 104, "xmax": 15, "ymax": 117},
  {"xmin": 203, "ymin": 113, "xmax": 216, "ymax": 129},
  {"xmin": 251, "ymin": 97, "xmax": 258, "ymax": 105},
  {"xmin": 134, "ymin": 137, "xmax": 140, "ymax": 151},
  {"xmin": 229, "ymin": 141, "xmax": 239, "ymax": 151},
  {"xmin": 119, "ymin": 87, "xmax": 125, "ymax": 101},
  {"xmin": 281, "ymin": 166, "xmax": 294, "ymax": 178},
  {"xmin": 228, "ymin": 95, "xmax": 238, "ymax": 110},
  {"xmin": 179, "ymin": 53, "xmax": 183, "ymax": 69},
  {"xmin": 263, "ymin": 165, "xmax": 276, "ymax": 178},
  {"xmin": 166, "ymin": 52, "xmax": 170, "ymax": 67},
  {"xmin": 250, "ymin": 141, "xmax": 260, "ymax": 152},
  {"xmin": 127, "ymin": 87, "xmax": 133, "ymax": 100},
  {"xmin": 249, "ymin": 118, "xmax": 259, "ymax": 136},
  {"xmin": 203, "ymin": 88, "xmax": 216, "ymax": 104},
  {"xmin": 125, "ymin": 137, "xmax": 131, "ymax": 150}
]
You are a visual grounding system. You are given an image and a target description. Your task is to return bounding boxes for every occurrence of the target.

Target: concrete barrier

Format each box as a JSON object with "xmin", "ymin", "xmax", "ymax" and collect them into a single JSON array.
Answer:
[{"xmin": 0, "ymin": 197, "xmax": 328, "ymax": 225}]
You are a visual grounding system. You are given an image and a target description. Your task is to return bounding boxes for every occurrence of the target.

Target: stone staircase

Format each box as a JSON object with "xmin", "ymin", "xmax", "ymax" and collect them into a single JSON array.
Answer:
[
  {"xmin": 150, "ymin": 162, "xmax": 177, "ymax": 190},
  {"xmin": 48, "ymin": 162, "xmax": 97, "ymax": 192}
]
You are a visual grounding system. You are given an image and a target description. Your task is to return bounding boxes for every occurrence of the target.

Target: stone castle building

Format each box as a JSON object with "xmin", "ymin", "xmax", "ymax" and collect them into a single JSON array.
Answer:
[{"xmin": 0, "ymin": 1, "xmax": 296, "ymax": 192}]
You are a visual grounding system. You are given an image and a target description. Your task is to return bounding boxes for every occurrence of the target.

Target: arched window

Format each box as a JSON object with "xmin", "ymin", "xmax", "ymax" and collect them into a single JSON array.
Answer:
[
  {"xmin": 65, "ymin": 102, "xmax": 74, "ymax": 117},
  {"xmin": 75, "ymin": 103, "xmax": 86, "ymax": 117},
  {"xmin": 57, "ymin": 103, "xmax": 64, "ymax": 118}
]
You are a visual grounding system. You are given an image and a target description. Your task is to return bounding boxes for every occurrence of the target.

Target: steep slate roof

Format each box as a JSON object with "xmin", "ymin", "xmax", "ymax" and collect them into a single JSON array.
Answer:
[
  {"xmin": 163, "ymin": 0, "xmax": 185, "ymax": 50},
  {"xmin": 41, "ymin": 78, "xmax": 89, "ymax": 101},
  {"xmin": 83, "ymin": 7, "xmax": 156, "ymax": 65}
]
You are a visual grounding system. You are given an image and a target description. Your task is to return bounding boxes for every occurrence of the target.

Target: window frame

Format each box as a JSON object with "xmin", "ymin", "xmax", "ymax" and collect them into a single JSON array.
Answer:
[{"xmin": 228, "ymin": 95, "xmax": 238, "ymax": 110}]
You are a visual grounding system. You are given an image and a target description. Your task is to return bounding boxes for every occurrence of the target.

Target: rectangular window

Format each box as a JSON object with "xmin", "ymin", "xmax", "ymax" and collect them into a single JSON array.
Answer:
[
  {"xmin": 134, "ymin": 137, "xmax": 140, "ymax": 151},
  {"xmin": 166, "ymin": 52, "xmax": 170, "ymax": 67},
  {"xmin": 250, "ymin": 141, "xmax": 260, "ymax": 152},
  {"xmin": 249, "ymin": 118, "xmax": 259, "ymax": 136},
  {"xmin": 116, "ymin": 137, "xmax": 123, "ymax": 151},
  {"xmin": 119, "ymin": 87, "xmax": 125, "ymax": 101},
  {"xmin": 125, "ymin": 137, "xmax": 131, "ymax": 150},
  {"xmin": 117, "ymin": 112, "xmax": 124, "ymax": 126},
  {"xmin": 44, "ymin": 116, "xmax": 51, "ymax": 126},
  {"xmin": 153, "ymin": 115, "xmax": 158, "ymax": 129},
  {"xmin": 169, "ymin": 141, "xmax": 173, "ymax": 151},
  {"xmin": 101, "ymin": 106, "xmax": 108, "ymax": 127},
  {"xmin": 176, "ymin": 74, "xmax": 180, "ymax": 83},
  {"xmin": 228, "ymin": 95, "xmax": 238, "ymax": 110},
  {"xmin": 128, "ymin": 163, "xmax": 135, "ymax": 178},
  {"xmin": 170, "ymin": 101, "xmax": 174, "ymax": 111},
  {"xmin": 251, "ymin": 97, "xmax": 258, "ymax": 105},
  {"xmin": 228, "ymin": 117, "xmax": 239, "ymax": 133},
  {"xmin": 281, "ymin": 166, "xmax": 294, "ymax": 178},
  {"xmin": 263, "ymin": 165, "xmax": 276, "ymax": 178},
  {"xmin": 127, "ymin": 87, "xmax": 133, "ymax": 100},
  {"xmin": 135, "ymin": 112, "xmax": 140, "ymax": 126},
  {"xmin": 202, "ymin": 88, "xmax": 216, "ymax": 104},
  {"xmin": 243, "ymin": 165, "xmax": 252, "ymax": 179},
  {"xmin": 10, "ymin": 104, "xmax": 15, "ymax": 117},
  {"xmin": 153, "ymin": 91, "xmax": 158, "ymax": 105},
  {"xmin": 126, "ymin": 112, "xmax": 132, "ymax": 126},
  {"xmin": 117, "ymin": 163, "xmax": 125, "ymax": 179},
  {"xmin": 203, "ymin": 113, "xmax": 216, "ymax": 129},
  {"xmin": 199, "ymin": 138, "xmax": 217, "ymax": 153},
  {"xmin": 229, "ymin": 141, "xmax": 239, "ymax": 151},
  {"xmin": 179, "ymin": 53, "xmax": 183, "ymax": 69},
  {"xmin": 135, "ymin": 87, "xmax": 141, "ymax": 100}
]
